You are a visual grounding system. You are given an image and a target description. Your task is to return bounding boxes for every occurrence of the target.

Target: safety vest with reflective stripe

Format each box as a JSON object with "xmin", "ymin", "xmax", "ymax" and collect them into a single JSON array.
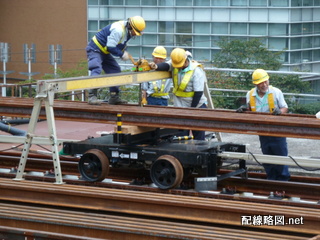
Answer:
[
  {"xmin": 172, "ymin": 61, "xmax": 202, "ymax": 98},
  {"xmin": 150, "ymin": 79, "xmax": 169, "ymax": 97},
  {"xmin": 249, "ymin": 86, "xmax": 275, "ymax": 113},
  {"xmin": 92, "ymin": 21, "xmax": 126, "ymax": 54}
]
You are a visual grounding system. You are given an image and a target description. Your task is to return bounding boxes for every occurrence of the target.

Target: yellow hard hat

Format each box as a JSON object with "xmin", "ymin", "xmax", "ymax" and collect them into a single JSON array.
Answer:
[
  {"xmin": 128, "ymin": 16, "xmax": 146, "ymax": 36},
  {"xmin": 170, "ymin": 48, "xmax": 187, "ymax": 68},
  {"xmin": 252, "ymin": 69, "xmax": 269, "ymax": 85},
  {"xmin": 152, "ymin": 46, "xmax": 167, "ymax": 59}
]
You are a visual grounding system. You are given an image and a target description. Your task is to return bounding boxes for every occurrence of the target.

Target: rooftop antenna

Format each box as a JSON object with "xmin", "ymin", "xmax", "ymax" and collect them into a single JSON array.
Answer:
[
  {"xmin": 0, "ymin": 42, "xmax": 14, "ymax": 97},
  {"xmin": 20, "ymin": 43, "xmax": 40, "ymax": 80}
]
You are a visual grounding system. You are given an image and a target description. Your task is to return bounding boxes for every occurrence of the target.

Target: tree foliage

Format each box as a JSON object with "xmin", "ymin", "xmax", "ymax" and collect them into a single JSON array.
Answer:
[{"xmin": 208, "ymin": 38, "xmax": 312, "ymax": 113}]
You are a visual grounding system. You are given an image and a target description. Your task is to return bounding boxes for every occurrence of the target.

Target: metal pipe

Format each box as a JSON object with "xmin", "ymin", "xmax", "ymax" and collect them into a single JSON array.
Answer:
[{"xmin": 0, "ymin": 122, "xmax": 26, "ymax": 136}]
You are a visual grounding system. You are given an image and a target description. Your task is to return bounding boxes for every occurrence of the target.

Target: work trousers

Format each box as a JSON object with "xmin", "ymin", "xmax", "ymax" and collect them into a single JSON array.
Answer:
[
  {"xmin": 147, "ymin": 96, "xmax": 168, "ymax": 106},
  {"xmin": 178, "ymin": 103, "xmax": 207, "ymax": 140},
  {"xmin": 86, "ymin": 49, "xmax": 120, "ymax": 93},
  {"xmin": 259, "ymin": 136, "xmax": 290, "ymax": 181}
]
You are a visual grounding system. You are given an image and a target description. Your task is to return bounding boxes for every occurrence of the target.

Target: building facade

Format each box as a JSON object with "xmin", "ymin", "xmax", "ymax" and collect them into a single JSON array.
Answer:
[
  {"xmin": 87, "ymin": 0, "xmax": 320, "ymax": 72},
  {"xmin": 0, "ymin": 0, "xmax": 87, "ymax": 82}
]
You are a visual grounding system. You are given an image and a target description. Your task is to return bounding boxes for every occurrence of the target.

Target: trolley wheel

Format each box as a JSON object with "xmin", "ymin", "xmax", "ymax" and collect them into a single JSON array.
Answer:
[
  {"xmin": 150, "ymin": 155, "xmax": 183, "ymax": 189},
  {"xmin": 78, "ymin": 149, "xmax": 109, "ymax": 182}
]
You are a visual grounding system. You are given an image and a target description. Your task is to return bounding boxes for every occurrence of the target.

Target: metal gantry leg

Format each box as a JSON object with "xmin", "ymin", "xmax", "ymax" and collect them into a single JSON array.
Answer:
[
  {"xmin": 13, "ymin": 95, "xmax": 64, "ymax": 184},
  {"xmin": 204, "ymin": 82, "xmax": 222, "ymax": 142}
]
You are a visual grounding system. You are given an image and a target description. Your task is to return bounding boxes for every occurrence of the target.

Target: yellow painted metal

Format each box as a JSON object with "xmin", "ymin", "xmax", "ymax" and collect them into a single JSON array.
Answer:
[{"xmin": 40, "ymin": 71, "xmax": 171, "ymax": 94}]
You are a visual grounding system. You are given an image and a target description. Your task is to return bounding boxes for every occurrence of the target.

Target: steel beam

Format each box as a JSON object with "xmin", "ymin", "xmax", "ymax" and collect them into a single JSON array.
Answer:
[{"xmin": 1, "ymin": 97, "xmax": 320, "ymax": 140}]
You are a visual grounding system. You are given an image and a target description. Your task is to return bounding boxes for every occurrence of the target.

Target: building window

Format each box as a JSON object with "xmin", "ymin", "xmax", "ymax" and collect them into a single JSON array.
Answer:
[
  {"xmin": 145, "ymin": 21, "xmax": 157, "ymax": 33},
  {"xmin": 194, "ymin": 49, "xmax": 211, "ymax": 60},
  {"xmin": 176, "ymin": 22, "xmax": 192, "ymax": 33},
  {"xmin": 159, "ymin": 34, "xmax": 174, "ymax": 45},
  {"xmin": 230, "ymin": 23, "xmax": 247, "ymax": 35},
  {"xmin": 291, "ymin": 0, "xmax": 299, "ymax": 6},
  {"xmin": 291, "ymin": 24, "xmax": 302, "ymax": 35},
  {"xmin": 88, "ymin": 7, "xmax": 99, "ymax": 18},
  {"xmin": 269, "ymin": 23, "xmax": 288, "ymax": 36},
  {"xmin": 88, "ymin": 0, "xmax": 99, "ymax": 5},
  {"xmin": 212, "ymin": 23, "xmax": 228, "ymax": 34},
  {"xmin": 88, "ymin": 20, "xmax": 98, "ymax": 31},
  {"xmin": 176, "ymin": 35, "xmax": 192, "ymax": 46},
  {"xmin": 194, "ymin": 0, "xmax": 211, "ymax": 6},
  {"xmin": 194, "ymin": 36, "xmax": 211, "ymax": 47},
  {"xmin": 314, "ymin": 49, "xmax": 320, "ymax": 61},
  {"xmin": 303, "ymin": 0, "xmax": 313, "ymax": 6},
  {"xmin": 109, "ymin": 0, "xmax": 124, "ymax": 4},
  {"xmin": 269, "ymin": 0, "xmax": 289, "ymax": 7},
  {"xmin": 159, "ymin": 22, "xmax": 174, "ymax": 33},
  {"xmin": 100, "ymin": 0, "xmax": 109, "ymax": 5},
  {"xmin": 141, "ymin": 0, "xmax": 157, "ymax": 5},
  {"xmin": 313, "ymin": 36, "xmax": 320, "ymax": 48},
  {"xmin": 194, "ymin": 22, "xmax": 210, "ymax": 34},
  {"xmin": 125, "ymin": 0, "xmax": 139, "ymax": 5},
  {"xmin": 315, "ymin": 22, "xmax": 320, "ymax": 34},
  {"xmin": 211, "ymin": 36, "xmax": 222, "ymax": 47},
  {"xmin": 99, "ymin": 7, "xmax": 109, "ymax": 19},
  {"xmin": 291, "ymin": 38, "xmax": 302, "ymax": 49},
  {"xmin": 249, "ymin": 0, "xmax": 267, "ymax": 6},
  {"xmin": 249, "ymin": 23, "xmax": 267, "ymax": 36},
  {"xmin": 302, "ymin": 37, "xmax": 312, "ymax": 48},
  {"xmin": 142, "ymin": 34, "xmax": 157, "ymax": 45},
  {"xmin": 269, "ymin": 38, "xmax": 288, "ymax": 50},
  {"xmin": 177, "ymin": 0, "xmax": 192, "ymax": 6},
  {"xmin": 291, "ymin": 51, "xmax": 301, "ymax": 63},
  {"xmin": 159, "ymin": 0, "xmax": 174, "ymax": 6},
  {"xmin": 142, "ymin": 47, "xmax": 154, "ymax": 58},
  {"xmin": 99, "ymin": 21, "xmax": 110, "ymax": 28},
  {"xmin": 302, "ymin": 23, "xmax": 312, "ymax": 35},
  {"xmin": 212, "ymin": 0, "xmax": 228, "ymax": 6},
  {"xmin": 231, "ymin": 0, "xmax": 247, "ymax": 6}
]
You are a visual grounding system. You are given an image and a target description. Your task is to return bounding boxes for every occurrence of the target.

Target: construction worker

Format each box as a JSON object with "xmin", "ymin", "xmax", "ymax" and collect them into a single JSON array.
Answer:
[
  {"xmin": 236, "ymin": 68, "xmax": 290, "ymax": 181},
  {"xmin": 141, "ymin": 46, "xmax": 172, "ymax": 106},
  {"xmin": 86, "ymin": 16, "xmax": 146, "ymax": 105},
  {"xmin": 149, "ymin": 48, "xmax": 207, "ymax": 140}
]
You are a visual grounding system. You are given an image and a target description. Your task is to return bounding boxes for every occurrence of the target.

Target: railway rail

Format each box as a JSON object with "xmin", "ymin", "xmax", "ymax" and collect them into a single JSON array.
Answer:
[
  {"xmin": 0, "ymin": 178, "xmax": 319, "ymax": 237},
  {"xmin": 1, "ymin": 95, "xmax": 320, "ymax": 239},
  {"xmin": 0, "ymin": 202, "xmax": 315, "ymax": 240},
  {"xmin": 0, "ymin": 151, "xmax": 319, "ymax": 202},
  {"xmin": 1, "ymin": 97, "xmax": 320, "ymax": 139}
]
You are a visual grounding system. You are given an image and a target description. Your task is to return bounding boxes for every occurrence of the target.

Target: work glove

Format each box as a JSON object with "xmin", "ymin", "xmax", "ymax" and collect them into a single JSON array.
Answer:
[
  {"xmin": 186, "ymin": 50, "xmax": 193, "ymax": 58},
  {"xmin": 141, "ymin": 97, "xmax": 147, "ymax": 106},
  {"xmin": 236, "ymin": 105, "xmax": 248, "ymax": 113},
  {"xmin": 121, "ymin": 51, "xmax": 130, "ymax": 61},
  {"xmin": 149, "ymin": 62, "xmax": 158, "ymax": 70},
  {"xmin": 316, "ymin": 111, "xmax": 320, "ymax": 119},
  {"xmin": 272, "ymin": 107, "xmax": 282, "ymax": 115}
]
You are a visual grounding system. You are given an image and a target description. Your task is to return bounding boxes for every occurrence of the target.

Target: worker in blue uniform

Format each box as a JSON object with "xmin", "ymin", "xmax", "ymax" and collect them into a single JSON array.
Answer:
[
  {"xmin": 86, "ymin": 16, "xmax": 146, "ymax": 104},
  {"xmin": 236, "ymin": 69, "xmax": 290, "ymax": 181}
]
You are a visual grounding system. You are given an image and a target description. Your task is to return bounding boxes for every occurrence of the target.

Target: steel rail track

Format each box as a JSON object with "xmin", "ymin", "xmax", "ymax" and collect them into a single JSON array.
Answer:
[
  {"xmin": 0, "ymin": 202, "xmax": 314, "ymax": 240},
  {"xmin": 1, "ymin": 97, "xmax": 320, "ymax": 139},
  {"xmin": 0, "ymin": 152, "xmax": 319, "ymax": 202},
  {"xmin": 0, "ymin": 178, "xmax": 319, "ymax": 235}
]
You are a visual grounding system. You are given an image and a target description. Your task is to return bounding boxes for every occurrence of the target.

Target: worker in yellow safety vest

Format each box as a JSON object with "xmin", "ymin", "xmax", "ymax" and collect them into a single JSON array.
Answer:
[
  {"xmin": 86, "ymin": 16, "xmax": 146, "ymax": 105},
  {"xmin": 149, "ymin": 47, "xmax": 207, "ymax": 140},
  {"xmin": 141, "ymin": 46, "xmax": 172, "ymax": 106},
  {"xmin": 236, "ymin": 68, "xmax": 290, "ymax": 181}
]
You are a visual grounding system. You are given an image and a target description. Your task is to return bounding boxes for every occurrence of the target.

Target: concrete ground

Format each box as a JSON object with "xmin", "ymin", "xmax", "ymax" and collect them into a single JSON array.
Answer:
[
  {"xmin": 216, "ymin": 132, "xmax": 320, "ymax": 177},
  {"xmin": 218, "ymin": 132, "xmax": 320, "ymax": 158}
]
